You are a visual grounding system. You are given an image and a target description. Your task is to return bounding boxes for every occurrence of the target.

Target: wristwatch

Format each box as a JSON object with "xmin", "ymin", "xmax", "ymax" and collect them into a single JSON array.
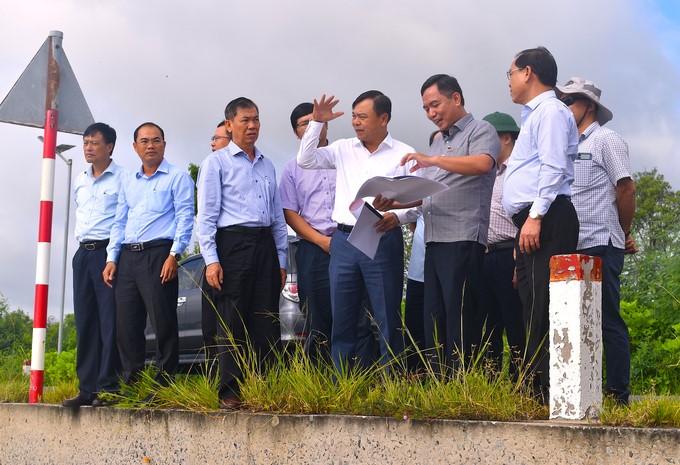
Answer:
[
  {"xmin": 170, "ymin": 251, "xmax": 179, "ymax": 261},
  {"xmin": 529, "ymin": 211, "xmax": 543, "ymax": 220}
]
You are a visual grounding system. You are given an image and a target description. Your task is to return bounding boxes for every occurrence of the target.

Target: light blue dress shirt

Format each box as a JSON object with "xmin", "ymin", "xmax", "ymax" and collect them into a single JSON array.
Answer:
[
  {"xmin": 196, "ymin": 141, "xmax": 288, "ymax": 269},
  {"xmin": 73, "ymin": 160, "xmax": 128, "ymax": 242},
  {"xmin": 106, "ymin": 158, "xmax": 194, "ymax": 263},
  {"xmin": 502, "ymin": 90, "xmax": 578, "ymax": 216}
]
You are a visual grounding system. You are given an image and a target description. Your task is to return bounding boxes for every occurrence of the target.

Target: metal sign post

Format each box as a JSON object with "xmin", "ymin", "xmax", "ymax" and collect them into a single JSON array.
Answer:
[{"xmin": 0, "ymin": 30, "xmax": 94, "ymax": 402}]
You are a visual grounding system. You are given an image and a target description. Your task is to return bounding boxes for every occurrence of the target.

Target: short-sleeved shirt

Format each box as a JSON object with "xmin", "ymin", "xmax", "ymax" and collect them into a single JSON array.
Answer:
[
  {"xmin": 279, "ymin": 157, "xmax": 336, "ymax": 237},
  {"xmin": 572, "ymin": 122, "xmax": 631, "ymax": 250},
  {"xmin": 420, "ymin": 113, "xmax": 500, "ymax": 245}
]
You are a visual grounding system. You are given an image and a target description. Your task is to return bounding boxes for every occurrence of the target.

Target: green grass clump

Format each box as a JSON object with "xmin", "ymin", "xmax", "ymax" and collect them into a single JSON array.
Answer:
[{"xmin": 599, "ymin": 396, "xmax": 680, "ymax": 427}]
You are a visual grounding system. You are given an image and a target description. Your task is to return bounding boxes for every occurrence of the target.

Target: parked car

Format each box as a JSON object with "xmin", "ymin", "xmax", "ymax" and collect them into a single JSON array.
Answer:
[{"xmin": 145, "ymin": 237, "xmax": 305, "ymax": 367}]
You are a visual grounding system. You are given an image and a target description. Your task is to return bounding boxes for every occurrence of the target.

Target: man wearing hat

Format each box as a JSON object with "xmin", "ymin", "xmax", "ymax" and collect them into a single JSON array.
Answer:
[
  {"xmin": 556, "ymin": 77, "xmax": 638, "ymax": 405},
  {"xmin": 477, "ymin": 112, "xmax": 526, "ymax": 379}
]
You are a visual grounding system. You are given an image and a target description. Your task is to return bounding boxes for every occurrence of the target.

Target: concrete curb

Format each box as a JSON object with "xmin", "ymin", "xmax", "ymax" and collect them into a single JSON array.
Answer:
[{"xmin": 1, "ymin": 403, "xmax": 678, "ymax": 464}]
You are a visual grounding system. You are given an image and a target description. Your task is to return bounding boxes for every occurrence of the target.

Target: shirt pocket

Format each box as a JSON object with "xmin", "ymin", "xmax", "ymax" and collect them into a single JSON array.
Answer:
[
  {"xmin": 95, "ymin": 192, "xmax": 118, "ymax": 214},
  {"xmin": 147, "ymin": 189, "xmax": 172, "ymax": 213}
]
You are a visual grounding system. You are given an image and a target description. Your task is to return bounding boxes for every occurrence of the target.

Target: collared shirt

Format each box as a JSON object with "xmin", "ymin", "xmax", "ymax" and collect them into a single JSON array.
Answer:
[
  {"xmin": 297, "ymin": 120, "xmax": 416, "ymax": 226},
  {"xmin": 196, "ymin": 141, "xmax": 288, "ymax": 268},
  {"xmin": 106, "ymin": 158, "xmax": 194, "ymax": 263},
  {"xmin": 487, "ymin": 162, "xmax": 518, "ymax": 245},
  {"xmin": 73, "ymin": 160, "xmax": 128, "ymax": 242},
  {"xmin": 572, "ymin": 122, "xmax": 631, "ymax": 250},
  {"xmin": 421, "ymin": 113, "xmax": 499, "ymax": 245},
  {"xmin": 279, "ymin": 157, "xmax": 336, "ymax": 237},
  {"xmin": 503, "ymin": 90, "xmax": 578, "ymax": 216}
]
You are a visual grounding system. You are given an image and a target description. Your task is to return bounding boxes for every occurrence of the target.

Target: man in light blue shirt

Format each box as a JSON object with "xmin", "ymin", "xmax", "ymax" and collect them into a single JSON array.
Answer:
[
  {"xmin": 103, "ymin": 122, "xmax": 194, "ymax": 394},
  {"xmin": 503, "ymin": 47, "xmax": 580, "ymax": 404},
  {"xmin": 197, "ymin": 97, "xmax": 287, "ymax": 409},
  {"xmin": 62, "ymin": 123, "xmax": 126, "ymax": 408}
]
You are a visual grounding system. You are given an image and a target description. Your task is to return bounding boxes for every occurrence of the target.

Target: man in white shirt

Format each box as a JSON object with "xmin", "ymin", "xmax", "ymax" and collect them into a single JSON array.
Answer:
[{"xmin": 297, "ymin": 90, "xmax": 415, "ymax": 372}]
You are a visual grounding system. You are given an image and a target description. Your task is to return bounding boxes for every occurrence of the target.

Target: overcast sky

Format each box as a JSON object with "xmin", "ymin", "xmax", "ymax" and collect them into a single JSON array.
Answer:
[{"xmin": 1, "ymin": 0, "xmax": 678, "ymax": 319}]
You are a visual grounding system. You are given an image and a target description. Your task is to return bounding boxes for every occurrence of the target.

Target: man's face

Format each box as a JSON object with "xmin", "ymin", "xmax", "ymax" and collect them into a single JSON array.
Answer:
[
  {"xmin": 422, "ymin": 84, "xmax": 461, "ymax": 130},
  {"xmin": 133, "ymin": 125, "xmax": 166, "ymax": 166},
  {"xmin": 211, "ymin": 124, "xmax": 231, "ymax": 152},
  {"xmin": 226, "ymin": 106, "xmax": 260, "ymax": 147},
  {"xmin": 83, "ymin": 131, "xmax": 113, "ymax": 165},
  {"xmin": 294, "ymin": 113, "xmax": 328, "ymax": 142},
  {"xmin": 508, "ymin": 60, "xmax": 529, "ymax": 104},
  {"xmin": 351, "ymin": 99, "xmax": 387, "ymax": 143},
  {"xmin": 561, "ymin": 94, "xmax": 591, "ymax": 122}
]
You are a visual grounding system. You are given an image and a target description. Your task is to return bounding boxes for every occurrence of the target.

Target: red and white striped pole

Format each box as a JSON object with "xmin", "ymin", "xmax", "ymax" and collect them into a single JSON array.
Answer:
[{"xmin": 29, "ymin": 109, "xmax": 58, "ymax": 403}]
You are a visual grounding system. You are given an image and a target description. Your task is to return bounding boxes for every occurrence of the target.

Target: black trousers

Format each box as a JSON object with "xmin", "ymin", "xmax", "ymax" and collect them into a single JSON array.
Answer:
[
  {"xmin": 115, "ymin": 243, "xmax": 179, "ymax": 384},
  {"xmin": 72, "ymin": 245, "xmax": 121, "ymax": 396},
  {"xmin": 423, "ymin": 240, "xmax": 485, "ymax": 373},
  {"xmin": 477, "ymin": 247, "xmax": 525, "ymax": 378},
  {"xmin": 513, "ymin": 196, "xmax": 579, "ymax": 398},
  {"xmin": 214, "ymin": 229, "xmax": 281, "ymax": 400}
]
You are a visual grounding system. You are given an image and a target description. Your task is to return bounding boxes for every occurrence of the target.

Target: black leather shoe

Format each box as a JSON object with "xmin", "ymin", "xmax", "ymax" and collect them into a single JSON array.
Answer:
[
  {"xmin": 92, "ymin": 396, "xmax": 118, "ymax": 407},
  {"xmin": 62, "ymin": 393, "xmax": 95, "ymax": 408}
]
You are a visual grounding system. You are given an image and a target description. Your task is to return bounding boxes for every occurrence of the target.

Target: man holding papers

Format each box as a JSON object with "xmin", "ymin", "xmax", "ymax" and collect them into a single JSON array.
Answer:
[
  {"xmin": 297, "ymin": 90, "xmax": 416, "ymax": 372},
  {"xmin": 401, "ymin": 74, "xmax": 500, "ymax": 374}
]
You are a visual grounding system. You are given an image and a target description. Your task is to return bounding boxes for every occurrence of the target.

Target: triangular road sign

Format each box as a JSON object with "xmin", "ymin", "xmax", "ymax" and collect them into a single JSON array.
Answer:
[{"xmin": 0, "ymin": 31, "xmax": 94, "ymax": 135}]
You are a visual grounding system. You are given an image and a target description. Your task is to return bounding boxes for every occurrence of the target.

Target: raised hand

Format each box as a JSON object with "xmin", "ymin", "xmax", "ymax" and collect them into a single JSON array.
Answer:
[{"xmin": 313, "ymin": 94, "xmax": 345, "ymax": 123}]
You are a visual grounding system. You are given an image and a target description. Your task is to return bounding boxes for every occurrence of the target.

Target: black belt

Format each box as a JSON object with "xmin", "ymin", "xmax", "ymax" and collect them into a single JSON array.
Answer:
[
  {"xmin": 122, "ymin": 239, "xmax": 172, "ymax": 252},
  {"xmin": 485, "ymin": 240, "xmax": 515, "ymax": 254},
  {"xmin": 219, "ymin": 225, "xmax": 272, "ymax": 237},
  {"xmin": 511, "ymin": 195, "xmax": 572, "ymax": 227},
  {"xmin": 80, "ymin": 239, "xmax": 109, "ymax": 251},
  {"xmin": 337, "ymin": 224, "xmax": 354, "ymax": 233}
]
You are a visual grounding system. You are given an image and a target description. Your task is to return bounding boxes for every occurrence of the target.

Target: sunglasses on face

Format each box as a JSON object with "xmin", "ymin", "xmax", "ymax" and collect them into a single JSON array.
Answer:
[{"xmin": 561, "ymin": 95, "xmax": 588, "ymax": 106}]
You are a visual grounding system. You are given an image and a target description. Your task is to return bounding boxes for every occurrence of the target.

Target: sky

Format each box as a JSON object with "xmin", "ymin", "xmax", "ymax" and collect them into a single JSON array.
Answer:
[{"xmin": 0, "ymin": 0, "xmax": 679, "ymax": 319}]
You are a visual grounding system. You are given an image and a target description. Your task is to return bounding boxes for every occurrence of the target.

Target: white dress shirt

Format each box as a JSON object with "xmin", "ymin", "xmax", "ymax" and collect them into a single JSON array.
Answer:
[{"xmin": 297, "ymin": 120, "xmax": 415, "ymax": 226}]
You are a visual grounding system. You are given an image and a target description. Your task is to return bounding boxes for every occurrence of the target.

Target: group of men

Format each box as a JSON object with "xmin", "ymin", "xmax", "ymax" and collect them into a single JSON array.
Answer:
[{"xmin": 63, "ymin": 45, "xmax": 636, "ymax": 410}]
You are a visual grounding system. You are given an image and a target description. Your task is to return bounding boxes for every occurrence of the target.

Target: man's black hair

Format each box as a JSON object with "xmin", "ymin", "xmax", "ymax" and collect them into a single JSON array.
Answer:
[
  {"xmin": 83, "ymin": 122, "xmax": 117, "ymax": 155},
  {"xmin": 133, "ymin": 122, "xmax": 165, "ymax": 141},
  {"xmin": 352, "ymin": 90, "xmax": 392, "ymax": 122},
  {"xmin": 224, "ymin": 97, "xmax": 259, "ymax": 121},
  {"xmin": 290, "ymin": 102, "xmax": 314, "ymax": 131},
  {"xmin": 514, "ymin": 46, "xmax": 558, "ymax": 87},
  {"xmin": 420, "ymin": 74, "xmax": 465, "ymax": 107}
]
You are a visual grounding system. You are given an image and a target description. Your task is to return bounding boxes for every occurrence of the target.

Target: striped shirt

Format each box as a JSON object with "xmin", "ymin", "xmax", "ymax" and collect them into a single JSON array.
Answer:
[
  {"xmin": 487, "ymin": 162, "xmax": 517, "ymax": 245},
  {"xmin": 572, "ymin": 122, "xmax": 631, "ymax": 250},
  {"xmin": 421, "ymin": 113, "xmax": 499, "ymax": 245},
  {"xmin": 196, "ymin": 141, "xmax": 288, "ymax": 268}
]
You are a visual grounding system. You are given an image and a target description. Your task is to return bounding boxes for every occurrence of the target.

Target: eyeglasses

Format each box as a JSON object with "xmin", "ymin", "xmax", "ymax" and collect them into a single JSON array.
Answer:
[
  {"xmin": 211, "ymin": 136, "xmax": 229, "ymax": 142},
  {"xmin": 560, "ymin": 95, "xmax": 587, "ymax": 107},
  {"xmin": 137, "ymin": 138, "xmax": 163, "ymax": 146},
  {"xmin": 506, "ymin": 67, "xmax": 525, "ymax": 80},
  {"xmin": 296, "ymin": 119, "xmax": 311, "ymax": 129}
]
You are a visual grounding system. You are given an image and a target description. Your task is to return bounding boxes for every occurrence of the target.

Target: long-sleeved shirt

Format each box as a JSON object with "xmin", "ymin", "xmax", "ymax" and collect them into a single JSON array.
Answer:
[
  {"xmin": 279, "ymin": 157, "xmax": 336, "ymax": 237},
  {"xmin": 106, "ymin": 158, "xmax": 194, "ymax": 263},
  {"xmin": 73, "ymin": 160, "xmax": 128, "ymax": 242},
  {"xmin": 503, "ymin": 90, "xmax": 578, "ymax": 216},
  {"xmin": 297, "ymin": 120, "xmax": 416, "ymax": 225},
  {"xmin": 196, "ymin": 141, "xmax": 288, "ymax": 269}
]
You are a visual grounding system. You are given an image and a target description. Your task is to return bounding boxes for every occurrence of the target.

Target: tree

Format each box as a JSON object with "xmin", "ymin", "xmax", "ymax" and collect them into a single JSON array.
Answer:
[{"xmin": 0, "ymin": 297, "xmax": 32, "ymax": 353}]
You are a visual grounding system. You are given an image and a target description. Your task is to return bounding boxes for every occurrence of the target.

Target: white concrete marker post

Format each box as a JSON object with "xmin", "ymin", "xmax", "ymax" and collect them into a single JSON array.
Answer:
[{"xmin": 549, "ymin": 254, "xmax": 602, "ymax": 420}]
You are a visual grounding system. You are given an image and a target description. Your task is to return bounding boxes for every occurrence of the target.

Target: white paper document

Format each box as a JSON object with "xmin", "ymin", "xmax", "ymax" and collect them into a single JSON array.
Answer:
[
  {"xmin": 354, "ymin": 175, "xmax": 448, "ymax": 204},
  {"xmin": 347, "ymin": 202, "xmax": 384, "ymax": 259}
]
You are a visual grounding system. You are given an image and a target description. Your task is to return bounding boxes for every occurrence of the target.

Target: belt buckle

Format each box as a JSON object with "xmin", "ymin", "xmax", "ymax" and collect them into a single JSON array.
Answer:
[
  {"xmin": 131, "ymin": 243, "xmax": 143, "ymax": 252},
  {"xmin": 84, "ymin": 243, "xmax": 96, "ymax": 251}
]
